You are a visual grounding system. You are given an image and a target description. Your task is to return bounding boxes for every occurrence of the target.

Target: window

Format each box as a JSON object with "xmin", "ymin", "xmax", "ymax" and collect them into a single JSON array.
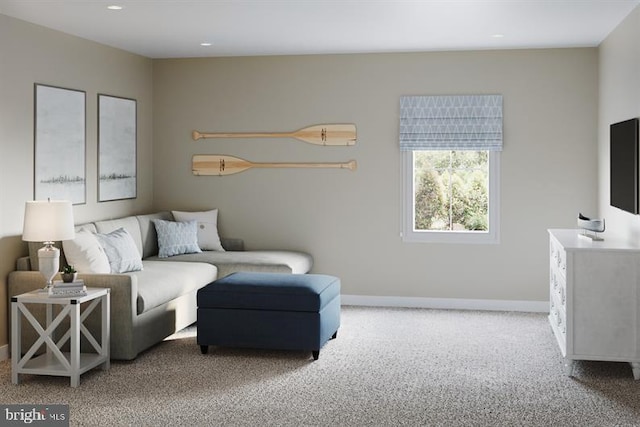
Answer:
[
  {"xmin": 400, "ymin": 95, "xmax": 502, "ymax": 244},
  {"xmin": 402, "ymin": 150, "xmax": 500, "ymax": 243}
]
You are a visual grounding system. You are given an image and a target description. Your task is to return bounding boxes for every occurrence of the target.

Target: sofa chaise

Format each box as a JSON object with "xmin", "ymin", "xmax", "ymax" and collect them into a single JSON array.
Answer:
[{"xmin": 8, "ymin": 211, "xmax": 313, "ymax": 360}]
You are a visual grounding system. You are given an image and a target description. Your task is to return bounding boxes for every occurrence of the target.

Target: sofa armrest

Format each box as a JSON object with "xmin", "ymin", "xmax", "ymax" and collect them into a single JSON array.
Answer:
[
  {"xmin": 8, "ymin": 271, "xmax": 137, "ymax": 309},
  {"xmin": 8, "ymin": 271, "xmax": 49, "ymax": 296},
  {"xmin": 16, "ymin": 256, "xmax": 31, "ymax": 271},
  {"xmin": 7, "ymin": 271, "xmax": 139, "ymax": 359}
]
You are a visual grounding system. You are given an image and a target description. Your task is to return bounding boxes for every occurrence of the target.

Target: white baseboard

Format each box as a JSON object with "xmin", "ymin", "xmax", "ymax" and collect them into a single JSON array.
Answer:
[
  {"xmin": 0, "ymin": 344, "xmax": 8, "ymax": 362},
  {"xmin": 341, "ymin": 294, "xmax": 548, "ymax": 313}
]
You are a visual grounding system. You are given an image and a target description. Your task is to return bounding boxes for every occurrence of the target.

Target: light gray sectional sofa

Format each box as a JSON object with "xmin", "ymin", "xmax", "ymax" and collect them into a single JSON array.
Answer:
[{"xmin": 8, "ymin": 211, "xmax": 313, "ymax": 360}]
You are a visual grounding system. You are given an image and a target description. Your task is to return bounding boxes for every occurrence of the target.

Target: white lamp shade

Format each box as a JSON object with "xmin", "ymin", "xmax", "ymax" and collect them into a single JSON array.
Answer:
[{"xmin": 22, "ymin": 200, "xmax": 75, "ymax": 242}]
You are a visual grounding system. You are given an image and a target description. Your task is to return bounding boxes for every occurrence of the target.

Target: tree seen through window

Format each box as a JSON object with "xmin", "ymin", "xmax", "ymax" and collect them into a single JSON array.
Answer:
[{"xmin": 413, "ymin": 151, "xmax": 488, "ymax": 232}]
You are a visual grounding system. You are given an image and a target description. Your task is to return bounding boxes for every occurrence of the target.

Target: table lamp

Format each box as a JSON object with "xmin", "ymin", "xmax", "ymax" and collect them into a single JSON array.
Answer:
[{"xmin": 22, "ymin": 199, "xmax": 75, "ymax": 292}]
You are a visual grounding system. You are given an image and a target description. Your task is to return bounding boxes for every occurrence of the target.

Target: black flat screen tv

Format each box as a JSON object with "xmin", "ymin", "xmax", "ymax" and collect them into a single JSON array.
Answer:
[{"xmin": 610, "ymin": 118, "xmax": 640, "ymax": 214}]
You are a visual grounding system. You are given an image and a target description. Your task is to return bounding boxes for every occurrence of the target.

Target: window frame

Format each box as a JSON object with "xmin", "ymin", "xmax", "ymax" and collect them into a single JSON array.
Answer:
[{"xmin": 401, "ymin": 150, "xmax": 500, "ymax": 244}]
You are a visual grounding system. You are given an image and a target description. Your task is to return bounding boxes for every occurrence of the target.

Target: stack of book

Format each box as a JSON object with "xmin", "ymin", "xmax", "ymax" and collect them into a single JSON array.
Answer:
[{"xmin": 50, "ymin": 280, "xmax": 87, "ymax": 297}]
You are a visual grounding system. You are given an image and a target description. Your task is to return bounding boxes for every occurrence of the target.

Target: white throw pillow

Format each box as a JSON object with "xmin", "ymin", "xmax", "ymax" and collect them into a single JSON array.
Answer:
[
  {"xmin": 153, "ymin": 219, "xmax": 202, "ymax": 258},
  {"xmin": 172, "ymin": 209, "xmax": 225, "ymax": 252},
  {"xmin": 62, "ymin": 230, "xmax": 111, "ymax": 274},
  {"xmin": 94, "ymin": 227, "xmax": 144, "ymax": 273}
]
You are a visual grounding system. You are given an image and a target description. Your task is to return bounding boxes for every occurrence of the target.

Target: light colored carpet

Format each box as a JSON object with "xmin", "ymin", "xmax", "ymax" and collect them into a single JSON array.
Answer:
[{"xmin": 1, "ymin": 306, "xmax": 640, "ymax": 426}]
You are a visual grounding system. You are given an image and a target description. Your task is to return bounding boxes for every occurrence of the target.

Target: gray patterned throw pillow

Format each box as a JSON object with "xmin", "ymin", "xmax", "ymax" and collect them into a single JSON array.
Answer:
[
  {"xmin": 94, "ymin": 227, "xmax": 143, "ymax": 273},
  {"xmin": 152, "ymin": 219, "xmax": 202, "ymax": 258}
]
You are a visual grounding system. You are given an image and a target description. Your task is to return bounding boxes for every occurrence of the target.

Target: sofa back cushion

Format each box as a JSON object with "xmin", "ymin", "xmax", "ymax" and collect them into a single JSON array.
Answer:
[
  {"xmin": 136, "ymin": 211, "xmax": 173, "ymax": 259},
  {"xmin": 94, "ymin": 216, "xmax": 143, "ymax": 257}
]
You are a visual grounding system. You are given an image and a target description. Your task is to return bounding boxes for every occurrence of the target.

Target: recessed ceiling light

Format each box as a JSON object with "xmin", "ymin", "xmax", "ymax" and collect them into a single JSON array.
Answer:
[
  {"xmin": 107, "ymin": 5, "xmax": 123, "ymax": 10},
  {"xmin": 492, "ymin": 34, "xmax": 505, "ymax": 38},
  {"xmin": 200, "ymin": 42, "xmax": 212, "ymax": 47}
]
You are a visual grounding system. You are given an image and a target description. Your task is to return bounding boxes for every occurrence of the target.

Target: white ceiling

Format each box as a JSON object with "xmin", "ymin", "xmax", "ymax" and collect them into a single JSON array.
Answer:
[{"xmin": 1, "ymin": 0, "xmax": 638, "ymax": 59}]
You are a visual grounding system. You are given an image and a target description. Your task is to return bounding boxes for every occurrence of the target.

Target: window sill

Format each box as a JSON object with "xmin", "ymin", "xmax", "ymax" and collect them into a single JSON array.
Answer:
[{"xmin": 401, "ymin": 230, "xmax": 500, "ymax": 244}]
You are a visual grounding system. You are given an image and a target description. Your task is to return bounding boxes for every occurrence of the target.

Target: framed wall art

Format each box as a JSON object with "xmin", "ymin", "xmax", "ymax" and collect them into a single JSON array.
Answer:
[
  {"xmin": 98, "ymin": 94, "xmax": 137, "ymax": 202},
  {"xmin": 34, "ymin": 84, "xmax": 86, "ymax": 204}
]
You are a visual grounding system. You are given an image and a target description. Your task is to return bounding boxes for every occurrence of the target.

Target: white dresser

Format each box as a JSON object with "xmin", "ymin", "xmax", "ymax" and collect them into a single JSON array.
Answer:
[{"xmin": 548, "ymin": 229, "xmax": 640, "ymax": 380}]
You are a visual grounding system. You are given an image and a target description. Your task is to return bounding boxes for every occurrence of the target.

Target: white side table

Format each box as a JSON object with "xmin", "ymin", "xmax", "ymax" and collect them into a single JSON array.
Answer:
[{"xmin": 11, "ymin": 288, "xmax": 110, "ymax": 387}]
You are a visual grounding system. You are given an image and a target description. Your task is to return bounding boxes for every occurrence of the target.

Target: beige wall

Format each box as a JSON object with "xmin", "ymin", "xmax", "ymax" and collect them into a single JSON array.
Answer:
[
  {"xmin": 153, "ymin": 48, "xmax": 598, "ymax": 302},
  {"xmin": 598, "ymin": 6, "xmax": 640, "ymax": 240},
  {"xmin": 0, "ymin": 15, "xmax": 153, "ymax": 349},
  {"xmin": 0, "ymin": 13, "xmax": 605, "ymax": 352}
]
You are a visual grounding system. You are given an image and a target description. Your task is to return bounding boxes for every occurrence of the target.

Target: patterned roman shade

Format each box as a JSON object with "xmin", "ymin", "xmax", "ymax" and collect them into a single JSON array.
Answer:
[{"xmin": 399, "ymin": 94, "xmax": 503, "ymax": 151}]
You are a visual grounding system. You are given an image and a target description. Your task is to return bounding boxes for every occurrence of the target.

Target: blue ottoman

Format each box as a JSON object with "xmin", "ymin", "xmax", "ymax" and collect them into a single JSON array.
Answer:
[{"xmin": 197, "ymin": 272, "xmax": 340, "ymax": 360}]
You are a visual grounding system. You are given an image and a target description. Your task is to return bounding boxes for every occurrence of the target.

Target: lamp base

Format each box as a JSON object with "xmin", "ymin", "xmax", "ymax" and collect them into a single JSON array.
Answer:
[{"xmin": 38, "ymin": 243, "xmax": 60, "ymax": 293}]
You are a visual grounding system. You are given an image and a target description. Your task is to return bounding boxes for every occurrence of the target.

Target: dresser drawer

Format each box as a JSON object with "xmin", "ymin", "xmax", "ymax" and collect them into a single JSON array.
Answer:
[
  {"xmin": 550, "ymin": 268, "xmax": 566, "ymax": 309},
  {"xmin": 550, "ymin": 292, "xmax": 566, "ymax": 329},
  {"xmin": 550, "ymin": 295, "xmax": 567, "ymax": 355},
  {"xmin": 550, "ymin": 240, "xmax": 567, "ymax": 278}
]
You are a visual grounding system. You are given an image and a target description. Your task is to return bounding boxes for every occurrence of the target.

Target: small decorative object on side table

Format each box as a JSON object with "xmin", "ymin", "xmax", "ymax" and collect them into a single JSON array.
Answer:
[
  {"xmin": 51, "ymin": 279, "xmax": 87, "ymax": 297},
  {"xmin": 577, "ymin": 213, "xmax": 605, "ymax": 241},
  {"xmin": 11, "ymin": 287, "xmax": 110, "ymax": 387},
  {"xmin": 60, "ymin": 265, "xmax": 78, "ymax": 283}
]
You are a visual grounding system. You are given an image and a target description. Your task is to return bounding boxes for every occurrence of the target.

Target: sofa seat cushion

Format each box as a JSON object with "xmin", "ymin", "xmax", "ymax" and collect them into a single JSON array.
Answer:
[
  {"xmin": 129, "ymin": 260, "xmax": 217, "ymax": 314},
  {"xmin": 146, "ymin": 250, "xmax": 313, "ymax": 278},
  {"xmin": 197, "ymin": 272, "xmax": 341, "ymax": 312}
]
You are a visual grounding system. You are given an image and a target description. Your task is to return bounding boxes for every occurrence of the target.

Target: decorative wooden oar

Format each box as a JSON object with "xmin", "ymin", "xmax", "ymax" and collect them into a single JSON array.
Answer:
[
  {"xmin": 192, "ymin": 123, "xmax": 356, "ymax": 146},
  {"xmin": 193, "ymin": 155, "xmax": 357, "ymax": 176}
]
